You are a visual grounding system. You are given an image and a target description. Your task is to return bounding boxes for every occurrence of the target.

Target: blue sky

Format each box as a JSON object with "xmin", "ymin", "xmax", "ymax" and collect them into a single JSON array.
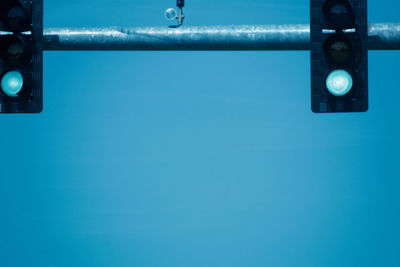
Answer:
[{"xmin": 1, "ymin": 0, "xmax": 400, "ymax": 266}]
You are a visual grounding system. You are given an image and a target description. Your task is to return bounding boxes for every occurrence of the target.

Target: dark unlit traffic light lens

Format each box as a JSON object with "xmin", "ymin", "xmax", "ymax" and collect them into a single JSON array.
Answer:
[
  {"xmin": 8, "ymin": 42, "xmax": 24, "ymax": 58},
  {"xmin": 8, "ymin": 6, "xmax": 24, "ymax": 20},
  {"xmin": 329, "ymin": 4, "xmax": 350, "ymax": 15},
  {"xmin": 323, "ymin": 35, "xmax": 352, "ymax": 63},
  {"xmin": 328, "ymin": 41, "xmax": 351, "ymax": 62},
  {"xmin": 323, "ymin": 0, "xmax": 353, "ymax": 24},
  {"xmin": 326, "ymin": 69, "xmax": 353, "ymax": 96},
  {"xmin": 0, "ymin": 35, "xmax": 24, "ymax": 65},
  {"xmin": 1, "ymin": 71, "xmax": 23, "ymax": 97},
  {"xmin": 0, "ymin": 2, "xmax": 30, "ymax": 30}
]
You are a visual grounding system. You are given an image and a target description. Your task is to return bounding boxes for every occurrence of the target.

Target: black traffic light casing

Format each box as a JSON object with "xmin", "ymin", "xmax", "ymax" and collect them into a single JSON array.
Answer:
[
  {"xmin": 0, "ymin": 0, "xmax": 43, "ymax": 113},
  {"xmin": 177, "ymin": 0, "xmax": 184, "ymax": 8},
  {"xmin": 311, "ymin": 0, "xmax": 368, "ymax": 113}
]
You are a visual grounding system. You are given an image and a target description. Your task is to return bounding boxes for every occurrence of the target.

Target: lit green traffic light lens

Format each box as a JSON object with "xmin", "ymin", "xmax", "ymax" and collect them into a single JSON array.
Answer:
[
  {"xmin": 326, "ymin": 69, "xmax": 353, "ymax": 96},
  {"xmin": 1, "ymin": 71, "xmax": 24, "ymax": 97}
]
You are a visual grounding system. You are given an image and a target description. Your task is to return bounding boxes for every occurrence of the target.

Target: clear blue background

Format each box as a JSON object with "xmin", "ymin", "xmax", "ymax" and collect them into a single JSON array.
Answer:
[{"xmin": 1, "ymin": 0, "xmax": 399, "ymax": 266}]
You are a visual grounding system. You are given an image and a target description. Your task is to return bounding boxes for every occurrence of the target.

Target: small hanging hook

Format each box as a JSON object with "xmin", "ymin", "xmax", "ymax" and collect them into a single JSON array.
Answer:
[{"xmin": 165, "ymin": 0, "xmax": 185, "ymax": 28}]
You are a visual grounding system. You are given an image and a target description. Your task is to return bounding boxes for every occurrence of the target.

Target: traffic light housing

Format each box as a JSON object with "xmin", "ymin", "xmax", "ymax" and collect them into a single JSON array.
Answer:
[
  {"xmin": 177, "ymin": 0, "xmax": 184, "ymax": 8},
  {"xmin": 311, "ymin": 0, "xmax": 368, "ymax": 113},
  {"xmin": 0, "ymin": 0, "xmax": 43, "ymax": 113}
]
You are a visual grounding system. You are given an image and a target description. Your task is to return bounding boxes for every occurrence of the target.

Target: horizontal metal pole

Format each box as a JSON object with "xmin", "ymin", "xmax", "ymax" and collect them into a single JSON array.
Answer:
[{"xmin": 43, "ymin": 23, "xmax": 400, "ymax": 51}]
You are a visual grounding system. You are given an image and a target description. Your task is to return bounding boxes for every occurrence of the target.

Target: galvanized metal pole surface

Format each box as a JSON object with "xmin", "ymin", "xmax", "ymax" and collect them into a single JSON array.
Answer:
[{"xmin": 43, "ymin": 23, "xmax": 400, "ymax": 51}]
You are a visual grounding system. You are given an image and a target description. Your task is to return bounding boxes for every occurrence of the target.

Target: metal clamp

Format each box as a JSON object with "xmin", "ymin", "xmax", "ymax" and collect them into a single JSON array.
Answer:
[{"xmin": 165, "ymin": 0, "xmax": 185, "ymax": 28}]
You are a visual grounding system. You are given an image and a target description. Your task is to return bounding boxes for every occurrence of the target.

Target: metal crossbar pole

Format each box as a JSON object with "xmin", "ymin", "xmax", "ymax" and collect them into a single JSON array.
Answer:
[{"xmin": 43, "ymin": 23, "xmax": 400, "ymax": 51}]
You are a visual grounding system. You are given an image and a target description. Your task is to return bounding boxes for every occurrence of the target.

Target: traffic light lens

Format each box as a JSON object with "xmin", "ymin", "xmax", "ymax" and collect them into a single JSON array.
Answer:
[
  {"xmin": 0, "ymin": 35, "xmax": 25, "ymax": 65},
  {"xmin": 8, "ymin": 7, "xmax": 24, "ymax": 20},
  {"xmin": 1, "ymin": 71, "xmax": 24, "ymax": 97},
  {"xmin": 326, "ymin": 69, "xmax": 353, "ymax": 96},
  {"xmin": 0, "ymin": 3, "xmax": 30, "ymax": 31},
  {"xmin": 324, "ymin": 35, "xmax": 353, "ymax": 63},
  {"xmin": 329, "ymin": 4, "xmax": 349, "ymax": 15},
  {"xmin": 322, "ymin": 0, "xmax": 353, "ymax": 26},
  {"xmin": 329, "ymin": 41, "xmax": 350, "ymax": 62},
  {"xmin": 8, "ymin": 42, "xmax": 24, "ymax": 58}
]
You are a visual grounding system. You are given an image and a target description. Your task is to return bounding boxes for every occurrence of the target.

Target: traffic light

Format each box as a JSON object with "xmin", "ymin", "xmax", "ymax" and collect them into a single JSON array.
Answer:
[
  {"xmin": 0, "ymin": 0, "xmax": 43, "ymax": 113},
  {"xmin": 177, "ymin": 0, "xmax": 184, "ymax": 8},
  {"xmin": 311, "ymin": 0, "xmax": 368, "ymax": 113}
]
